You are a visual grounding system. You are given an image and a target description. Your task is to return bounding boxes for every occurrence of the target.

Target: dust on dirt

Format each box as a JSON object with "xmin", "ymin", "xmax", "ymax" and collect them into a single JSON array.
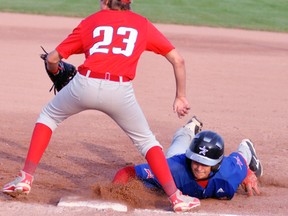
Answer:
[{"xmin": 92, "ymin": 179, "xmax": 169, "ymax": 210}]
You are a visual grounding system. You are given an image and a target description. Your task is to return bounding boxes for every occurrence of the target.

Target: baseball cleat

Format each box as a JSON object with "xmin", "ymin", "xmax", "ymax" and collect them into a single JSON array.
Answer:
[
  {"xmin": 184, "ymin": 116, "xmax": 203, "ymax": 135},
  {"xmin": 2, "ymin": 170, "xmax": 34, "ymax": 196},
  {"xmin": 242, "ymin": 139, "xmax": 263, "ymax": 177},
  {"xmin": 169, "ymin": 189, "xmax": 200, "ymax": 212}
]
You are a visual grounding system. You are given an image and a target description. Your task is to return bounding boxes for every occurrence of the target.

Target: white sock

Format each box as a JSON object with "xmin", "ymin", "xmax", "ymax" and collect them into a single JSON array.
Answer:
[{"xmin": 237, "ymin": 140, "xmax": 252, "ymax": 164}]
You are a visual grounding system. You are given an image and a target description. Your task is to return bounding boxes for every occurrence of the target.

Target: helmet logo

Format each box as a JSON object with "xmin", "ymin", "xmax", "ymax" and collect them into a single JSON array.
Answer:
[{"xmin": 199, "ymin": 146, "xmax": 208, "ymax": 156}]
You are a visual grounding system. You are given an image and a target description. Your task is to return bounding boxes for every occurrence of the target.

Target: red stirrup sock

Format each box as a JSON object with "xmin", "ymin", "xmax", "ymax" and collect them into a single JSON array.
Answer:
[
  {"xmin": 23, "ymin": 123, "xmax": 52, "ymax": 175},
  {"xmin": 145, "ymin": 146, "xmax": 177, "ymax": 196},
  {"xmin": 112, "ymin": 166, "xmax": 136, "ymax": 184}
]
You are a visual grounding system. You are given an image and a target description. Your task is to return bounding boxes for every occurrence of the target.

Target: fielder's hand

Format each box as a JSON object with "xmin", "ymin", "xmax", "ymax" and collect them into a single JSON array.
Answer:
[
  {"xmin": 173, "ymin": 96, "xmax": 190, "ymax": 118},
  {"xmin": 241, "ymin": 168, "xmax": 261, "ymax": 196}
]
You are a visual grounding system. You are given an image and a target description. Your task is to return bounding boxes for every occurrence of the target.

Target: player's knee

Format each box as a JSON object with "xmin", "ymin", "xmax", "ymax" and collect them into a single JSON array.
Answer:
[{"xmin": 36, "ymin": 112, "xmax": 58, "ymax": 131}]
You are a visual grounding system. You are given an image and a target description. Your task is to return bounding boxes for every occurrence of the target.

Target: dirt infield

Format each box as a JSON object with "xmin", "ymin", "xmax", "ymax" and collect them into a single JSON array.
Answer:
[{"xmin": 0, "ymin": 12, "xmax": 288, "ymax": 216}]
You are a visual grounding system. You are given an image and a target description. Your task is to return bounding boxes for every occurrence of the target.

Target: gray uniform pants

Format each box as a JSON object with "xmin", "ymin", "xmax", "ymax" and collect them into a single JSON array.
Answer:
[{"xmin": 37, "ymin": 73, "xmax": 162, "ymax": 156}]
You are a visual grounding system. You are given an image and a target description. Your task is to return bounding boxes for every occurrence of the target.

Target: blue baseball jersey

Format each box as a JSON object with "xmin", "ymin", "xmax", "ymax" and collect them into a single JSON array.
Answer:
[{"xmin": 134, "ymin": 152, "xmax": 247, "ymax": 199}]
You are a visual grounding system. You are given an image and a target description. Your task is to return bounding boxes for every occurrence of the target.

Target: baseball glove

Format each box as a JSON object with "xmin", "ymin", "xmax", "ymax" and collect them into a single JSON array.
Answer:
[{"xmin": 40, "ymin": 46, "xmax": 77, "ymax": 94}]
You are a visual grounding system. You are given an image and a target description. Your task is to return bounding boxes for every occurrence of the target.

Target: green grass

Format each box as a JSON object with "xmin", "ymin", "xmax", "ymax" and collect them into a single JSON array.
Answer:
[
  {"xmin": 0, "ymin": 0, "xmax": 288, "ymax": 32},
  {"xmin": 0, "ymin": 0, "xmax": 98, "ymax": 17}
]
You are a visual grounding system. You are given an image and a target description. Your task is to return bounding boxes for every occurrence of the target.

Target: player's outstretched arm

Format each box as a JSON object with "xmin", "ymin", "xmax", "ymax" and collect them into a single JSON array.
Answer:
[{"xmin": 165, "ymin": 49, "xmax": 190, "ymax": 118}]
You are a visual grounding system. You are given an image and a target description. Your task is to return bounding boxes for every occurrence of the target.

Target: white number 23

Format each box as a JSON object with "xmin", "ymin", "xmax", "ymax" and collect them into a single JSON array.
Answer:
[{"xmin": 89, "ymin": 26, "xmax": 138, "ymax": 57}]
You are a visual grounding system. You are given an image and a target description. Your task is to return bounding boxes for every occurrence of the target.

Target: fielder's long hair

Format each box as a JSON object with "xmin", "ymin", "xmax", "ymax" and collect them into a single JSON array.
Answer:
[{"xmin": 107, "ymin": 0, "xmax": 131, "ymax": 11}]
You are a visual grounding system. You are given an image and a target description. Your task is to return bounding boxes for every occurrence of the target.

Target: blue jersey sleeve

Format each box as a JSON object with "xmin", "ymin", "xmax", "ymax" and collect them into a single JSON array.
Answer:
[
  {"xmin": 204, "ymin": 152, "xmax": 248, "ymax": 199},
  {"xmin": 134, "ymin": 164, "xmax": 162, "ymax": 189}
]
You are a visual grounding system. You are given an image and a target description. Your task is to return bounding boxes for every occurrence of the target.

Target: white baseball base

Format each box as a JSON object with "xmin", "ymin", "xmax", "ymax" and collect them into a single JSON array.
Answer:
[
  {"xmin": 58, "ymin": 196, "xmax": 242, "ymax": 215},
  {"xmin": 57, "ymin": 196, "xmax": 128, "ymax": 212}
]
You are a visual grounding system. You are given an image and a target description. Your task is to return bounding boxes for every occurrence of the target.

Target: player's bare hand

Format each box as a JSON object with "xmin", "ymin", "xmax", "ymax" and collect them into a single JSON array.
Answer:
[
  {"xmin": 173, "ymin": 97, "xmax": 190, "ymax": 118},
  {"xmin": 241, "ymin": 168, "xmax": 261, "ymax": 196}
]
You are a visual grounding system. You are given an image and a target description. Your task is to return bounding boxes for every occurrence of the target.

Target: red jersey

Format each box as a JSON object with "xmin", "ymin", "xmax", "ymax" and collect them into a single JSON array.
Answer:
[{"xmin": 56, "ymin": 10, "xmax": 175, "ymax": 80}]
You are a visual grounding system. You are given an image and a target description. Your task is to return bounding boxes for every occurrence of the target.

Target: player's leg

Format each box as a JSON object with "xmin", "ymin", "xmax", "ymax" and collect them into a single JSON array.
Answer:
[
  {"xmin": 102, "ymin": 83, "xmax": 174, "ymax": 192},
  {"xmin": 25, "ymin": 76, "xmax": 88, "ymax": 173},
  {"xmin": 166, "ymin": 116, "xmax": 203, "ymax": 158},
  {"xmin": 237, "ymin": 139, "xmax": 263, "ymax": 177},
  {"xmin": 2, "ymin": 74, "xmax": 87, "ymax": 196},
  {"xmin": 102, "ymin": 82, "xmax": 200, "ymax": 211}
]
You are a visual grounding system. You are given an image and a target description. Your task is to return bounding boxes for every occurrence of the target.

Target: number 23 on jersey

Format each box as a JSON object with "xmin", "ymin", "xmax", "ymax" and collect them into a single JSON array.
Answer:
[{"xmin": 89, "ymin": 26, "xmax": 138, "ymax": 57}]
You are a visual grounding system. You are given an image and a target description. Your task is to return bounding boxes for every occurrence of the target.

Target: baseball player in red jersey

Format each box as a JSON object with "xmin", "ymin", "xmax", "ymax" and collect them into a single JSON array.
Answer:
[{"xmin": 2, "ymin": 0, "xmax": 200, "ymax": 212}]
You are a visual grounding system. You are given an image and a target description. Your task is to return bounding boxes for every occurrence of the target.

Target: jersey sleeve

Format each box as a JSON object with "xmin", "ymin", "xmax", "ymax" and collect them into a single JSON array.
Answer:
[
  {"xmin": 134, "ymin": 164, "xmax": 163, "ymax": 189},
  {"xmin": 56, "ymin": 22, "xmax": 84, "ymax": 59},
  {"xmin": 204, "ymin": 152, "xmax": 248, "ymax": 199},
  {"xmin": 145, "ymin": 21, "xmax": 175, "ymax": 56},
  {"xmin": 219, "ymin": 152, "xmax": 248, "ymax": 189}
]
